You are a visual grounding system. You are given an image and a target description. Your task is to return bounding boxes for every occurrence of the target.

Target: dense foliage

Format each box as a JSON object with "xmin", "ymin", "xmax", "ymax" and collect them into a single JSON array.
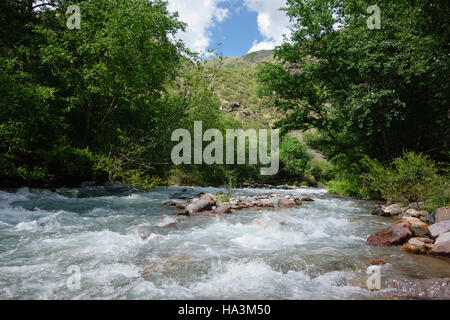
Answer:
[{"xmin": 0, "ymin": 0, "xmax": 257, "ymax": 188}]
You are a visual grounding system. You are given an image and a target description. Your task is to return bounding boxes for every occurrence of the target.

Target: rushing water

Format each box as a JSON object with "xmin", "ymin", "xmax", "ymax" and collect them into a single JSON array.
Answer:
[{"xmin": 0, "ymin": 184, "xmax": 448, "ymax": 300}]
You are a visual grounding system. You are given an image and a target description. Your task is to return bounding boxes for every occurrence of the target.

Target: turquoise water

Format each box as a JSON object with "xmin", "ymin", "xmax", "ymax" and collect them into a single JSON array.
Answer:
[{"xmin": 0, "ymin": 184, "xmax": 448, "ymax": 299}]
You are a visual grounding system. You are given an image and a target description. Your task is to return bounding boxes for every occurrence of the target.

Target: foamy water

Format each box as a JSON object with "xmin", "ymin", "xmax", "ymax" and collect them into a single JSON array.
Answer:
[{"xmin": 0, "ymin": 184, "xmax": 448, "ymax": 299}]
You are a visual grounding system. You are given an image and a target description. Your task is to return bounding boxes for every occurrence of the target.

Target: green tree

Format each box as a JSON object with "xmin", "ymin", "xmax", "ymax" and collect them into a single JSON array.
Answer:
[{"xmin": 258, "ymin": 0, "xmax": 449, "ymax": 169}]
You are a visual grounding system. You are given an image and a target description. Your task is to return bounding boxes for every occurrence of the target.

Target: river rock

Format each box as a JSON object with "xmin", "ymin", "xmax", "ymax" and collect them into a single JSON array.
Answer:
[
  {"xmin": 430, "ymin": 240, "xmax": 450, "ymax": 257},
  {"xmin": 278, "ymin": 198, "xmax": 298, "ymax": 208},
  {"xmin": 260, "ymin": 199, "xmax": 275, "ymax": 208},
  {"xmin": 249, "ymin": 217, "xmax": 270, "ymax": 228},
  {"xmin": 176, "ymin": 203, "xmax": 188, "ymax": 210},
  {"xmin": 400, "ymin": 216, "xmax": 428, "ymax": 228},
  {"xmin": 383, "ymin": 203, "xmax": 402, "ymax": 216},
  {"xmin": 428, "ymin": 220, "xmax": 450, "ymax": 238},
  {"xmin": 367, "ymin": 222, "xmax": 413, "ymax": 246},
  {"xmin": 401, "ymin": 238, "xmax": 427, "ymax": 254},
  {"xmin": 213, "ymin": 204, "xmax": 231, "ymax": 214},
  {"xmin": 299, "ymin": 194, "xmax": 314, "ymax": 202},
  {"xmin": 435, "ymin": 207, "xmax": 450, "ymax": 223},
  {"xmin": 175, "ymin": 209, "xmax": 190, "ymax": 216},
  {"xmin": 200, "ymin": 193, "xmax": 216, "ymax": 206},
  {"xmin": 371, "ymin": 206, "xmax": 385, "ymax": 216},
  {"xmin": 405, "ymin": 208, "xmax": 421, "ymax": 218},
  {"xmin": 415, "ymin": 237, "xmax": 434, "ymax": 244},
  {"xmin": 435, "ymin": 232, "xmax": 450, "ymax": 245},
  {"xmin": 185, "ymin": 199, "xmax": 211, "ymax": 214},
  {"xmin": 163, "ymin": 200, "xmax": 178, "ymax": 206},
  {"xmin": 410, "ymin": 224, "xmax": 430, "ymax": 237}
]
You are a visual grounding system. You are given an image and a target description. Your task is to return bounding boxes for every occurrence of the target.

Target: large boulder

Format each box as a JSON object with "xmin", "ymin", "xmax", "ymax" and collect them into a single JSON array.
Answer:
[
  {"xmin": 435, "ymin": 232, "xmax": 450, "ymax": 245},
  {"xmin": 278, "ymin": 198, "xmax": 298, "ymax": 208},
  {"xmin": 428, "ymin": 220, "xmax": 450, "ymax": 238},
  {"xmin": 435, "ymin": 207, "xmax": 450, "ymax": 223},
  {"xmin": 185, "ymin": 199, "xmax": 212, "ymax": 214},
  {"xmin": 430, "ymin": 241, "xmax": 450, "ymax": 257},
  {"xmin": 367, "ymin": 222, "xmax": 413, "ymax": 246}
]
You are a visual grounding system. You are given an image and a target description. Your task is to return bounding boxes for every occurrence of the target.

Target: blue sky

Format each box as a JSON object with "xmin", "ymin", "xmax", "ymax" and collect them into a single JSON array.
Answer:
[{"xmin": 167, "ymin": 0, "xmax": 291, "ymax": 57}]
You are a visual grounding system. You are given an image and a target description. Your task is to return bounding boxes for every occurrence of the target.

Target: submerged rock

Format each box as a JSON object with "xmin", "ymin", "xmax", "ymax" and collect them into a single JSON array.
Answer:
[
  {"xmin": 163, "ymin": 200, "xmax": 178, "ymax": 206},
  {"xmin": 299, "ymin": 194, "xmax": 314, "ymax": 202},
  {"xmin": 367, "ymin": 222, "xmax": 413, "ymax": 246},
  {"xmin": 278, "ymin": 198, "xmax": 298, "ymax": 208},
  {"xmin": 248, "ymin": 217, "xmax": 270, "ymax": 228}
]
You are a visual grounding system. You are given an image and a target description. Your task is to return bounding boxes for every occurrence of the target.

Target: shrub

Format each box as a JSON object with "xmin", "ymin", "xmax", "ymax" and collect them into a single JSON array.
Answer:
[
  {"xmin": 306, "ymin": 160, "xmax": 333, "ymax": 183},
  {"xmin": 364, "ymin": 151, "xmax": 444, "ymax": 205}
]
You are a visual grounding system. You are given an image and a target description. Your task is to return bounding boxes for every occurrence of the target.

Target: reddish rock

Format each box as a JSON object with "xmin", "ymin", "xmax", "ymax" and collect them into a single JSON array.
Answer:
[
  {"xmin": 367, "ymin": 222, "xmax": 413, "ymax": 246},
  {"xmin": 213, "ymin": 204, "xmax": 231, "ymax": 214},
  {"xmin": 435, "ymin": 207, "xmax": 450, "ymax": 223}
]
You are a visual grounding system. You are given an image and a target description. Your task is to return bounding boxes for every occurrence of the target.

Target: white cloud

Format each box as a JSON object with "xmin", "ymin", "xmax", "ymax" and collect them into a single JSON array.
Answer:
[
  {"xmin": 243, "ymin": 0, "xmax": 291, "ymax": 53},
  {"xmin": 167, "ymin": 0, "xmax": 231, "ymax": 55},
  {"xmin": 248, "ymin": 40, "xmax": 277, "ymax": 53}
]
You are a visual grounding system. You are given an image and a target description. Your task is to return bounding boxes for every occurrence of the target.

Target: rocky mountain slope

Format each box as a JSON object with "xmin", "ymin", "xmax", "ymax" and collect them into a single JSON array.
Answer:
[{"xmin": 203, "ymin": 50, "xmax": 281, "ymax": 129}]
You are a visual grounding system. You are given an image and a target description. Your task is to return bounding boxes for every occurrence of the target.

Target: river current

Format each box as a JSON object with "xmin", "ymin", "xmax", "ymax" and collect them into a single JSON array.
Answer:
[{"xmin": 0, "ymin": 184, "xmax": 448, "ymax": 299}]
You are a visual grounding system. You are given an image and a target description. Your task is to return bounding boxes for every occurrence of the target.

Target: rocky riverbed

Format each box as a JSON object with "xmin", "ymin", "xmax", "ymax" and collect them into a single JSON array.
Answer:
[{"xmin": 0, "ymin": 184, "xmax": 449, "ymax": 299}]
